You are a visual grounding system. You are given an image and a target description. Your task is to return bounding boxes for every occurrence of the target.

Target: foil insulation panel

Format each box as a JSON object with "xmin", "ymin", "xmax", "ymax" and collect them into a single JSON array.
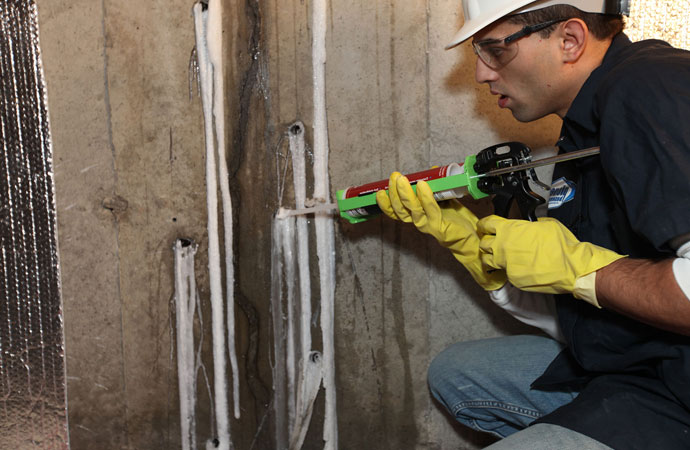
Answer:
[{"xmin": 0, "ymin": 0, "xmax": 69, "ymax": 448}]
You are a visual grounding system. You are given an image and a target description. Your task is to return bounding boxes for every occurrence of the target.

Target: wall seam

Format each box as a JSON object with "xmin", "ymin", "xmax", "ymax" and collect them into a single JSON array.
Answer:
[
  {"xmin": 424, "ymin": 0, "xmax": 434, "ymax": 443},
  {"xmin": 100, "ymin": 0, "xmax": 130, "ymax": 445}
]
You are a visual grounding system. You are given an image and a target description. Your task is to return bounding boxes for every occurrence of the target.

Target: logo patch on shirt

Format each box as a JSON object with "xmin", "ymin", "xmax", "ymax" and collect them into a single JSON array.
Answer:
[{"xmin": 548, "ymin": 177, "xmax": 576, "ymax": 210}]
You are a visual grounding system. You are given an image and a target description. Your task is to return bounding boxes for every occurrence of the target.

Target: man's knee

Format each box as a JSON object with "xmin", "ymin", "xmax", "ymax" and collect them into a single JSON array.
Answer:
[
  {"xmin": 428, "ymin": 339, "xmax": 479, "ymax": 399},
  {"xmin": 428, "ymin": 337, "xmax": 514, "ymax": 406},
  {"xmin": 429, "ymin": 336, "xmax": 548, "ymax": 387},
  {"xmin": 428, "ymin": 335, "xmax": 566, "ymax": 415}
]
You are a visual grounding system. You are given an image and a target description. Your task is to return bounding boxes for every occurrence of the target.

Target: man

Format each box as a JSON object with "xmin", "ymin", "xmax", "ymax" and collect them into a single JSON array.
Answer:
[{"xmin": 376, "ymin": 1, "xmax": 690, "ymax": 448}]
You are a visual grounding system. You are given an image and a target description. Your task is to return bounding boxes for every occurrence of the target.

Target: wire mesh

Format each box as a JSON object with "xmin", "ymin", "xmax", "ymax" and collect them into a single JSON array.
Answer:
[{"xmin": 0, "ymin": 0, "xmax": 68, "ymax": 448}]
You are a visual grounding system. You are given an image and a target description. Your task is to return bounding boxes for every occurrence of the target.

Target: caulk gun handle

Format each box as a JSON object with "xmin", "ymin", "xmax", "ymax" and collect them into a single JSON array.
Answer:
[
  {"xmin": 472, "ymin": 141, "xmax": 544, "ymax": 222},
  {"xmin": 491, "ymin": 180, "xmax": 543, "ymax": 222}
]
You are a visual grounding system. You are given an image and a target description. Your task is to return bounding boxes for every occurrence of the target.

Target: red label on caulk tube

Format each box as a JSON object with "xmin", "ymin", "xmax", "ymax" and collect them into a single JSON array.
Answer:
[
  {"xmin": 342, "ymin": 164, "xmax": 460, "ymax": 197},
  {"xmin": 340, "ymin": 163, "xmax": 468, "ymax": 220}
]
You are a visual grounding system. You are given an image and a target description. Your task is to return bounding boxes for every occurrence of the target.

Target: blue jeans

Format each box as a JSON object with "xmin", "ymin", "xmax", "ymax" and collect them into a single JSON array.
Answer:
[{"xmin": 429, "ymin": 334, "xmax": 612, "ymax": 448}]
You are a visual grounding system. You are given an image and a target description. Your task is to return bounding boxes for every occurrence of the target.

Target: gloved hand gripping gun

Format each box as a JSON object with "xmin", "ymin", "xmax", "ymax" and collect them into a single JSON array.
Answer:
[{"xmin": 338, "ymin": 142, "xmax": 556, "ymax": 223}]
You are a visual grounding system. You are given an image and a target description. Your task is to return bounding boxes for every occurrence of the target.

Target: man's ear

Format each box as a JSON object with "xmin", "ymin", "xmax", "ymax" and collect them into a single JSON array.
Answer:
[{"xmin": 559, "ymin": 18, "xmax": 588, "ymax": 63}]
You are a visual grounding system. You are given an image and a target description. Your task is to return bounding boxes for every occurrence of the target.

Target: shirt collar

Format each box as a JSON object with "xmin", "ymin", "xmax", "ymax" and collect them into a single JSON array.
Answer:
[{"xmin": 563, "ymin": 33, "xmax": 632, "ymax": 133}]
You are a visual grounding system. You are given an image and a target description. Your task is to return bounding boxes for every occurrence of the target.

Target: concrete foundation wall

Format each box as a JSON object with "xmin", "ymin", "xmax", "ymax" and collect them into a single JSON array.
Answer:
[{"xmin": 38, "ymin": 0, "xmax": 560, "ymax": 448}]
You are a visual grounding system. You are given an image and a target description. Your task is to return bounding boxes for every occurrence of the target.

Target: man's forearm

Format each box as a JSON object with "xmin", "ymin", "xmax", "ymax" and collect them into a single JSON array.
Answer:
[{"xmin": 596, "ymin": 258, "xmax": 690, "ymax": 336}]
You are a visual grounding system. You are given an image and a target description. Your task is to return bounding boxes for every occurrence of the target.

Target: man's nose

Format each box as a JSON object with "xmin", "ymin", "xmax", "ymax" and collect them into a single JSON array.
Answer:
[{"xmin": 475, "ymin": 57, "xmax": 499, "ymax": 84}]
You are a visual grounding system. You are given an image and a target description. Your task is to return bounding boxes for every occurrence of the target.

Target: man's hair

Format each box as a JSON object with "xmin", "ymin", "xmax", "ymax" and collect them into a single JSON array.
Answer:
[{"xmin": 508, "ymin": 5, "xmax": 624, "ymax": 40}]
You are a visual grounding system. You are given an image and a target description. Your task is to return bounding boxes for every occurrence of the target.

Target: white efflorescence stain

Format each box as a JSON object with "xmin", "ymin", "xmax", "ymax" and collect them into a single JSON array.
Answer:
[
  {"xmin": 271, "ymin": 0, "xmax": 339, "ymax": 445},
  {"xmin": 288, "ymin": 123, "xmax": 313, "ymax": 369},
  {"xmin": 205, "ymin": 0, "xmax": 242, "ymax": 424},
  {"xmin": 280, "ymin": 214, "xmax": 298, "ymax": 434},
  {"xmin": 287, "ymin": 122, "xmax": 322, "ymax": 450},
  {"xmin": 278, "ymin": 123, "xmax": 328, "ymax": 450},
  {"xmin": 192, "ymin": 0, "xmax": 239, "ymax": 449},
  {"xmin": 270, "ymin": 215, "xmax": 289, "ymax": 448},
  {"xmin": 311, "ymin": 0, "xmax": 338, "ymax": 448},
  {"xmin": 189, "ymin": 0, "xmax": 339, "ymax": 447},
  {"xmin": 174, "ymin": 240, "xmax": 199, "ymax": 450}
]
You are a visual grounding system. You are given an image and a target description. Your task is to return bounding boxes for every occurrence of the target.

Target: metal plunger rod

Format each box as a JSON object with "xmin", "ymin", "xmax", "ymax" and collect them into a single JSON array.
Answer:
[{"xmin": 477, "ymin": 146, "xmax": 601, "ymax": 178}]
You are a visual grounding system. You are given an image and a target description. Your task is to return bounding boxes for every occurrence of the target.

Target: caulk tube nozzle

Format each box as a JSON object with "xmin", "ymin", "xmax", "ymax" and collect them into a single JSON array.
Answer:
[{"xmin": 276, "ymin": 203, "xmax": 338, "ymax": 219}]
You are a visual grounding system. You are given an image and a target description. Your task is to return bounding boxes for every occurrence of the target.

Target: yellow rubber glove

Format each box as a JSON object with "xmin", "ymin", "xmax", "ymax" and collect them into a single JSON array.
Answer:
[
  {"xmin": 477, "ymin": 215, "xmax": 626, "ymax": 307},
  {"xmin": 376, "ymin": 172, "xmax": 507, "ymax": 291}
]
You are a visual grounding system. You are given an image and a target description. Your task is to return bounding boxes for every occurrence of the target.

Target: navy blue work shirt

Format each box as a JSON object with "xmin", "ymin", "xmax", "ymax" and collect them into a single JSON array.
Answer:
[{"xmin": 531, "ymin": 34, "xmax": 690, "ymax": 449}]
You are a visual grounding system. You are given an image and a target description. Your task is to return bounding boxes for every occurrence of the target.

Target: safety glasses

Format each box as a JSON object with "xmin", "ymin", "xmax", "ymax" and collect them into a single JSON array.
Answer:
[{"xmin": 472, "ymin": 18, "xmax": 568, "ymax": 70}]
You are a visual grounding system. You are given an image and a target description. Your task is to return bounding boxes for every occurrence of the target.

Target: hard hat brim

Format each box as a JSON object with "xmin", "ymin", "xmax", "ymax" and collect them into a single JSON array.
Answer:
[
  {"xmin": 445, "ymin": 0, "xmax": 540, "ymax": 49},
  {"xmin": 445, "ymin": 0, "xmax": 612, "ymax": 49}
]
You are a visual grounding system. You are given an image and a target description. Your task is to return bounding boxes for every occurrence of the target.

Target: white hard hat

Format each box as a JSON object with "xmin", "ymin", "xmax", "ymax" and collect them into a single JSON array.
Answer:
[{"xmin": 446, "ymin": 0, "xmax": 617, "ymax": 49}]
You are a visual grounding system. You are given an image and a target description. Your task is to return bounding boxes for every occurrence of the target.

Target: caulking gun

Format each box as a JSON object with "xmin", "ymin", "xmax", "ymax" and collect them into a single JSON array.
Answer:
[{"xmin": 280, "ymin": 142, "xmax": 600, "ymax": 223}]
